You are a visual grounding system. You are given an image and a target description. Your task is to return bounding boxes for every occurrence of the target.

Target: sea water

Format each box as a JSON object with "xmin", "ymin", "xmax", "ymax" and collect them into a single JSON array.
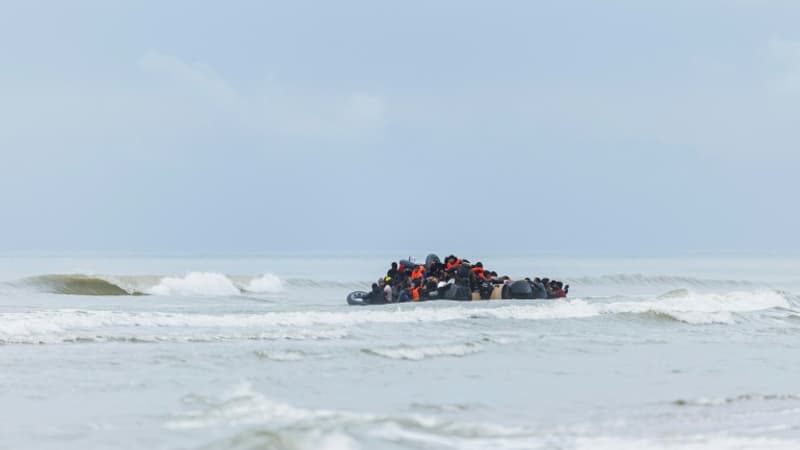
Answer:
[{"xmin": 2, "ymin": 254, "xmax": 800, "ymax": 450}]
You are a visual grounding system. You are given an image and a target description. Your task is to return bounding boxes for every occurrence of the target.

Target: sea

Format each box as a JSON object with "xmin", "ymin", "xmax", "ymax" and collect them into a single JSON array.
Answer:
[{"xmin": 2, "ymin": 253, "xmax": 800, "ymax": 450}]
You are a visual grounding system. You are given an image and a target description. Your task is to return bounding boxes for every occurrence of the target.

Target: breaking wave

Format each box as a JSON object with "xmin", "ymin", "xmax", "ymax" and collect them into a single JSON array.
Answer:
[
  {"xmin": 673, "ymin": 393, "xmax": 800, "ymax": 407},
  {"xmin": 1, "ymin": 290, "xmax": 795, "ymax": 345},
  {"xmin": 570, "ymin": 273, "xmax": 769, "ymax": 289},
  {"xmin": 166, "ymin": 382, "xmax": 800, "ymax": 450},
  {"xmin": 10, "ymin": 274, "xmax": 144, "ymax": 296},
  {"xmin": 253, "ymin": 349, "xmax": 306, "ymax": 362},
  {"xmin": 5, "ymin": 271, "xmax": 786, "ymax": 298},
  {"xmin": 362, "ymin": 342, "xmax": 482, "ymax": 360},
  {"xmin": 7, "ymin": 272, "xmax": 286, "ymax": 297}
]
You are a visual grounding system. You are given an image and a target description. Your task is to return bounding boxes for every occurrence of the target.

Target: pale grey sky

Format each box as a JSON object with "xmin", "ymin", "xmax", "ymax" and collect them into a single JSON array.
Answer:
[{"xmin": 1, "ymin": 1, "xmax": 799, "ymax": 255}]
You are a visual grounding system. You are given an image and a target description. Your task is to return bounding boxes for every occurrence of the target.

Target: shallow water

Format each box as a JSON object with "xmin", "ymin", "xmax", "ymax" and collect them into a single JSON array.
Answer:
[{"xmin": 2, "ymin": 254, "xmax": 800, "ymax": 449}]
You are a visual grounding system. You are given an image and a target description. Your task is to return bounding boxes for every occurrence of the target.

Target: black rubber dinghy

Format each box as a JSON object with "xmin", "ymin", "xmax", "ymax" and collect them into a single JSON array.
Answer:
[{"xmin": 347, "ymin": 291, "xmax": 370, "ymax": 306}]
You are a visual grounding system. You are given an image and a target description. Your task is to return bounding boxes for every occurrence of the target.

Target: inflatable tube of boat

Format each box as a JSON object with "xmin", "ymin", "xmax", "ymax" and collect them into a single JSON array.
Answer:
[
  {"xmin": 531, "ymin": 282, "xmax": 548, "ymax": 299},
  {"xmin": 508, "ymin": 280, "xmax": 534, "ymax": 299},
  {"xmin": 399, "ymin": 259, "xmax": 415, "ymax": 268},
  {"xmin": 347, "ymin": 291, "xmax": 370, "ymax": 305},
  {"xmin": 443, "ymin": 284, "xmax": 472, "ymax": 301},
  {"xmin": 490, "ymin": 285, "xmax": 503, "ymax": 300}
]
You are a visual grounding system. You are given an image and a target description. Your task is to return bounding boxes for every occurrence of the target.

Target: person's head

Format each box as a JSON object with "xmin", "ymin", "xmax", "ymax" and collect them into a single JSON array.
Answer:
[
  {"xmin": 534, "ymin": 277, "xmax": 541, "ymax": 283},
  {"xmin": 371, "ymin": 283, "xmax": 378, "ymax": 290},
  {"xmin": 475, "ymin": 262, "xmax": 483, "ymax": 268},
  {"xmin": 391, "ymin": 262, "xmax": 397, "ymax": 269},
  {"xmin": 378, "ymin": 279, "xmax": 386, "ymax": 287}
]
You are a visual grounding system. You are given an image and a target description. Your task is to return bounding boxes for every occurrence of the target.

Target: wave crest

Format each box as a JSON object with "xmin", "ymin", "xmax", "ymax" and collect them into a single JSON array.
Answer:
[
  {"xmin": 7, "ymin": 272, "xmax": 287, "ymax": 297},
  {"xmin": 362, "ymin": 343, "xmax": 482, "ymax": 360}
]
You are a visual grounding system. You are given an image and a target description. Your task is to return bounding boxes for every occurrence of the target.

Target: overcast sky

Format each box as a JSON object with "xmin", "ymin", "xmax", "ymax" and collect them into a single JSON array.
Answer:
[{"xmin": 1, "ymin": 1, "xmax": 799, "ymax": 255}]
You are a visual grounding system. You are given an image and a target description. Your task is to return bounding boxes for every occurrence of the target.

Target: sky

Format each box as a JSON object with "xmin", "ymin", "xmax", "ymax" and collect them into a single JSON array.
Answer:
[{"xmin": 1, "ymin": 0, "xmax": 799, "ymax": 255}]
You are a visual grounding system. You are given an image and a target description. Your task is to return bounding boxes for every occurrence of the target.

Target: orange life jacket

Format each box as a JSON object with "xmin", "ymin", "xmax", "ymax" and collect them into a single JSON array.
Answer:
[
  {"xmin": 446, "ymin": 258, "xmax": 462, "ymax": 271},
  {"xmin": 412, "ymin": 287, "xmax": 421, "ymax": 301},
  {"xmin": 471, "ymin": 267, "xmax": 486, "ymax": 280},
  {"xmin": 411, "ymin": 266, "xmax": 425, "ymax": 280}
]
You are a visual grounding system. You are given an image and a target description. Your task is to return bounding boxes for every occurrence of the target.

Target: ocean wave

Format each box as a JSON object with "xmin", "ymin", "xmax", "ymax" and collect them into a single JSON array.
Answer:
[
  {"xmin": 167, "ymin": 382, "xmax": 533, "ymax": 447},
  {"xmin": 570, "ymin": 273, "xmax": 768, "ymax": 289},
  {"xmin": 0, "ymin": 310, "xmax": 350, "ymax": 344},
  {"xmin": 167, "ymin": 383, "xmax": 800, "ymax": 450},
  {"xmin": 0, "ymin": 290, "xmax": 794, "ymax": 344},
  {"xmin": 673, "ymin": 393, "xmax": 800, "ymax": 407},
  {"xmin": 362, "ymin": 343, "xmax": 482, "ymax": 360},
  {"xmin": 599, "ymin": 290, "xmax": 791, "ymax": 324},
  {"xmin": 10, "ymin": 274, "xmax": 144, "ymax": 295},
  {"xmin": 148, "ymin": 272, "xmax": 241, "ymax": 296},
  {"xmin": 4, "ymin": 271, "xmax": 783, "ymax": 298},
  {"xmin": 6, "ymin": 272, "xmax": 286, "ymax": 297},
  {"xmin": 244, "ymin": 273, "xmax": 284, "ymax": 293},
  {"xmin": 253, "ymin": 349, "xmax": 306, "ymax": 361},
  {"xmin": 570, "ymin": 437, "xmax": 800, "ymax": 450}
]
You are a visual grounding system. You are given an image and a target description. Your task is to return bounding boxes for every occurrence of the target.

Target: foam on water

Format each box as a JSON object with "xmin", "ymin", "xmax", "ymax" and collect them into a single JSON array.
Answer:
[
  {"xmin": 148, "ymin": 272, "xmax": 242, "ymax": 296},
  {"xmin": 167, "ymin": 383, "xmax": 800, "ymax": 450},
  {"xmin": 600, "ymin": 290, "xmax": 791, "ymax": 324},
  {"xmin": 253, "ymin": 350, "xmax": 306, "ymax": 361},
  {"xmin": 362, "ymin": 343, "xmax": 482, "ymax": 360},
  {"xmin": 245, "ymin": 273, "xmax": 284, "ymax": 293},
  {"xmin": 0, "ymin": 290, "xmax": 794, "ymax": 344}
]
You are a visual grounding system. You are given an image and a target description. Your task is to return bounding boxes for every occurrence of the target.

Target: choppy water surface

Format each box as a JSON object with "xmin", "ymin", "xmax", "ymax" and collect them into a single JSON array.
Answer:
[{"xmin": 2, "ymin": 254, "xmax": 800, "ymax": 450}]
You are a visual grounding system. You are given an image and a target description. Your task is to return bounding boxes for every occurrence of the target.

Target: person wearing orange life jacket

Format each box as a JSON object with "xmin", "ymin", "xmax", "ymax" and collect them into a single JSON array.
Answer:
[
  {"xmin": 445, "ymin": 255, "xmax": 462, "ymax": 272},
  {"xmin": 411, "ymin": 285, "xmax": 421, "ymax": 301},
  {"xmin": 410, "ymin": 265, "xmax": 426, "ymax": 282},
  {"xmin": 470, "ymin": 262, "xmax": 487, "ymax": 280}
]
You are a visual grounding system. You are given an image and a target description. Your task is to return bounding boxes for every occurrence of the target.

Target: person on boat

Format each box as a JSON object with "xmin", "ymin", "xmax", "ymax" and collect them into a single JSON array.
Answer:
[
  {"xmin": 397, "ymin": 282, "xmax": 412, "ymax": 302},
  {"xmin": 471, "ymin": 262, "xmax": 487, "ymax": 280},
  {"xmin": 386, "ymin": 262, "xmax": 398, "ymax": 280},
  {"xmin": 363, "ymin": 282, "xmax": 385, "ymax": 304},
  {"xmin": 421, "ymin": 276, "xmax": 439, "ymax": 299},
  {"xmin": 553, "ymin": 281, "xmax": 569, "ymax": 298},
  {"xmin": 380, "ymin": 278, "xmax": 393, "ymax": 303},
  {"xmin": 445, "ymin": 255, "xmax": 462, "ymax": 273},
  {"xmin": 410, "ymin": 264, "xmax": 426, "ymax": 284}
]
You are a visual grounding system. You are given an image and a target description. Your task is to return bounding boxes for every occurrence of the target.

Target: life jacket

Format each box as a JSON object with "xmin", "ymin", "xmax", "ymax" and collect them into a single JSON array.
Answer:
[
  {"xmin": 471, "ymin": 267, "xmax": 486, "ymax": 280},
  {"xmin": 412, "ymin": 287, "xmax": 421, "ymax": 301},
  {"xmin": 411, "ymin": 265, "xmax": 425, "ymax": 280},
  {"xmin": 446, "ymin": 258, "xmax": 462, "ymax": 271}
]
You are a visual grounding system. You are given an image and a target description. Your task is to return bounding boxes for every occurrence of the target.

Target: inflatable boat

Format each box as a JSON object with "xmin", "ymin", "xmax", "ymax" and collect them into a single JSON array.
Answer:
[
  {"xmin": 347, "ymin": 280, "xmax": 549, "ymax": 305},
  {"xmin": 346, "ymin": 253, "xmax": 561, "ymax": 305}
]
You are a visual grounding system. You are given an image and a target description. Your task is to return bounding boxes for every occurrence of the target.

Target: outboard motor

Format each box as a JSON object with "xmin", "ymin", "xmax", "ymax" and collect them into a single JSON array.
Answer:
[{"xmin": 425, "ymin": 253, "xmax": 441, "ymax": 271}]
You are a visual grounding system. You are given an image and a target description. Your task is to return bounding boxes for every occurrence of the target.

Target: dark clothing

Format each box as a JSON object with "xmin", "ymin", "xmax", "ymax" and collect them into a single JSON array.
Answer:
[{"xmin": 365, "ymin": 285, "xmax": 387, "ymax": 304}]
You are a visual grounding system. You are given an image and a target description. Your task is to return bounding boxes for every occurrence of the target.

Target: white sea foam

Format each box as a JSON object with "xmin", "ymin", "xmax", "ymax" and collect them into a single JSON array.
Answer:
[
  {"xmin": 245, "ymin": 273, "xmax": 284, "ymax": 293},
  {"xmin": 601, "ymin": 290, "xmax": 790, "ymax": 324},
  {"xmin": 254, "ymin": 350, "xmax": 305, "ymax": 361},
  {"xmin": 363, "ymin": 343, "xmax": 482, "ymax": 360},
  {"xmin": 148, "ymin": 272, "xmax": 241, "ymax": 296},
  {"xmin": 168, "ymin": 383, "xmax": 800, "ymax": 450},
  {"xmin": 572, "ymin": 436, "xmax": 800, "ymax": 450},
  {"xmin": 0, "ymin": 291, "xmax": 791, "ymax": 344}
]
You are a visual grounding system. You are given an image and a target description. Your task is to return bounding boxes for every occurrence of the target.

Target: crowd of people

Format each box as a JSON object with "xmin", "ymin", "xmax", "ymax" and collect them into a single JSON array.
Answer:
[{"xmin": 361, "ymin": 254, "xmax": 569, "ymax": 304}]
